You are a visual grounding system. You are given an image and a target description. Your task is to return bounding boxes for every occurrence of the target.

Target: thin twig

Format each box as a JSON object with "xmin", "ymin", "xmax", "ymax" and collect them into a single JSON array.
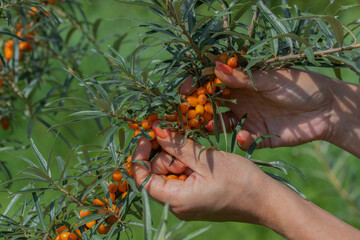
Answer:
[{"xmin": 261, "ymin": 43, "xmax": 360, "ymax": 65}]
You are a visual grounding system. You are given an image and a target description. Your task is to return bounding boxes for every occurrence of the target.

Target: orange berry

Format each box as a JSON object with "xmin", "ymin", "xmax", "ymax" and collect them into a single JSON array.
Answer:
[
  {"xmin": 110, "ymin": 192, "xmax": 116, "ymax": 203},
  {"xmin": 177, "ymin": 114, "xmax": 187, "ymax": 125},
  {"xmin": 86, "ymin": 221, "xmax": 96, "ymax": 229},
  {"xmin": 121, "ymin": 191, "xmax": 128, "ymax": 198},
  {"xmin": 112, "ymin": 171, "xmax": 123, "ymax": 182},
  {"xmin": 97, "ymin": 224, "xmax": 110, "ymax": 234},
  {"xmin": 126, "ymin": 156, "xmax": 132, "ymax": 163},
  {"xmin": 166, "ymin": 175, "xmax": 179, "ymax": 180},
  {"xmin": 68, "ymin": 233, "xmax": 78, "ymax": 240},
  {"xmin": 30, "ymin": 7, "xmax": 40, "ymax": 16},
  {"xmin": 15, "ymin": 24, "xmax": 22, "ymax": 31},
  {"xmin": 179, "ymin": 175, "xmax": 188, "ymax": 181},
  {"xmin": 166, "ymin": 112, "xmax": 177, "ymax": 122},
  {"xmin": 213, "ymin": 77, "xmax": 223, "ymax": 85},
  {"xmin": 188, "ymin": 119, "xmax": 200, "ymax": 128},
  {"xmin": 204, "ymin": 102, "xmax": 214, "ymax": 115},
  {"xmin": 4, "ymin": 40, "xmax": 13, "ymax": 48},
  {"xmin": 205, "ymin": 81, "xmax": 216, "ymax": 94},
  {"xmin": 55, "ymin": 235, "xmax": 61, "ymax": 240},
  {"xmin": 25, "ymin": 31, "xmax": 35, "ymax": 40},
  {"xmin": 141, "ymin": 120, "xmax": 152, "ymax": 130},
  {"xmin": 128, "ymin": 122, "xmax": 139, "ymax": 130},
  {"xmin": 218, "ymin": 53, "xmax": 229, "ymax": 63},
  {"xmin": 199, "ymin": 116, "xmax": 205, "ymax": 124},
  {"xmin": 1, "ymin": 117, "xmax": 10, "ymax": 130},
  {"xmin": 48, "ymin": 0, "xmax": 57, "ymax": 5},
  {"xmin": 133, "ymin": 129, "xmax": 140, "ymax": 137},
  {"xmin": 195, "ymin": 105, "xmax": 205, "ymax": 115},
  {"xmin": 60, "ymin": 232, "xmax": 70, "ymax": 240},
  {"xmin": 187, "ymin": 109, "xmax": 198, "ymax": 119},
  {"xmin": 151, "ymin": 140, "xmax": 160, "ymax": 149},
  {"xmin": 203, "ymin": 112, "xmax": 212, "ymax": 121},
  {"xmin": 180, "ymin": 102, "xmax": 190, "ymax": 114},
  {"xmin": 16, "ymin": 31, "xmax": 22, "ymax": 38},
  {"xmin": 4, "ymin": 47, "xmax": 13, "ymax": 60},
  {"xmin": 93, "ymin": 198, "xmax": 106, "ymax": 206},
  {"xmin": 186, "ymin": 96, "xmax": 198, "ymax": 107},
  {"xmin": 79, "ymin": 209, "xmax": 90, "ymax": 218},
  {"xmin": 183, "ymin": 125, "xmax": 191, "ymax": 130},
  {"xmin": 197, "ymin": 94, "xmax": 207, "ymax": 105},
  {"xmin": 227, "ymin": 57, "xmax": 237, "ymax": 68},
  {"xmin": 118, "ymin": 180, "xmax": 127, "ymax": 192},
  {"xmin": 147, "ymin": 130, "xmax": 156, "ymax": 140},
  {"xmin": 196, "ymin": 87, "xmax": 207, "ymax": 95},
  {"xmin": 108, "ymin": 183, "xmax": 118, "ymax": 193},
  {"xmin": 19, "ymin": 41, "xmax": 33, "ymax": 52},
  {"xmin": 56, "ymin": 225, "xmax": 69, "ymax": 234},
  {"xmin": 222, "ymin": 88, "xmax": 231, "ymax": 95},
  {"xmin": 147, "ymin": 113, "xmax": 158, "ymax": 122}
]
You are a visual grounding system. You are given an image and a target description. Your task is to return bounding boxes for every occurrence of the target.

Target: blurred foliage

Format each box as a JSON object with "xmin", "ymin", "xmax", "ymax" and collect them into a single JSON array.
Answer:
[{"xmin": 0, "ymin": 0, "xmax": 359, "ymax": 239}]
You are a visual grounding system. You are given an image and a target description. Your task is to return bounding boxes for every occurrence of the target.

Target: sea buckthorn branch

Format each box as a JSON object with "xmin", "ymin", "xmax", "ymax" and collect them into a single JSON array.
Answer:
[{"xmin": 261, "ymin": 43, "xmax": 360, "ymax": 66}]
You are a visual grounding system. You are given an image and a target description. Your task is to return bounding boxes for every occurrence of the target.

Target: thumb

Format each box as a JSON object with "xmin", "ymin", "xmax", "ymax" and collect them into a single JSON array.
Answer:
[{"xmin": 214, "ymin": 61, "xmax": 265, "ymax": 90}]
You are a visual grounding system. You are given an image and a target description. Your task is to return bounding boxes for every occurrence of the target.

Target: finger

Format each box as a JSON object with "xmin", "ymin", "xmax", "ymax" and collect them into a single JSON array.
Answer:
[
  {"xmin": 151, "ymin": 151, "xmax": 187, "ymax": 175},
  {"xmin": 133, "ymin": 139, "xmax": 182, "ymax": 203},
  {"xmin": 178, "ymin": 75, "xmax": 198, "ymax": 95},
  {"xmin": 214, "ymin": 61, "xmax": 265, "ymax": 90},
  {"xmin": 132, "ymin": 138, "xmax": 153, "ymax": 186},
  {"xmin": 236, "ymin": 130, "xmax": 255, "ymax": 151},
  {"xmin": 152, "ymin": 121, "xmax": 206, "ymax": 171},
  {"xmin": 204, "ymin": 111, "xmax": 239, "ymax": 133}
]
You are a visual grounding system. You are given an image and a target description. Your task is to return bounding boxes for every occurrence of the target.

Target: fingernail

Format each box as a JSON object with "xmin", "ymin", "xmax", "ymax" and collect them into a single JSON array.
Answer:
[
  {"xmin": 215, "ymin": 61, "xmax": 233, "ymax": 75},
  {"xmin": 152, "ymin": 120, "xmax": 170, "ymax": 139},
  {"xmin": 205, "ymin": 120, "xmax": 214, "ymax": 131}
]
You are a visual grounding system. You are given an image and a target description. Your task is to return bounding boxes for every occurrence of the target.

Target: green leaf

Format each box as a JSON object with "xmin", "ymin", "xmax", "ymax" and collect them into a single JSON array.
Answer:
[
  {"xmin": 254, "ymin": 0, "xmax": 293, "ymax": 52},
  {"xmin": 32, "ymin": 192, "xmax": 46, "ymax": 231},
  {"xmin": 179, "ymin": 225, "xmax": 211, "ymax": 240},
  {"xmin": 93, "ymin": 18, "xmax": 102, "ymax": 39},
  {"xmin": 265, "ymin": 172, "xmax": 306, "ymax": 198},
  {"xmin": 304, "ymin": 47, "xmax": 320, "ymax": 66},
  {"xmin": 154, "ymin": 202, "xmax": 168, "ymax": 240},
  {"xmin": 246, "ymin": 134, "xmax": 278, "ymax": 159},
  {"xmin": 142, "ymin": 189, "xmax": 152, "ymax": 240},
  {"xmin": 30, "ymin": 139, "xmax": 51, "ymax": 178}
]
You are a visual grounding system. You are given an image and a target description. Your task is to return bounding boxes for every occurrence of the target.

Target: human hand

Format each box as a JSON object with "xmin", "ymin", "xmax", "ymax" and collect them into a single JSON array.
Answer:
[
  {"xmin": 207, "ymin": 61, "xmax": 341, "ymax": 150},
  {"xmin": 132, "ymin": 122, "xmax": 273, "ymax": 223}
]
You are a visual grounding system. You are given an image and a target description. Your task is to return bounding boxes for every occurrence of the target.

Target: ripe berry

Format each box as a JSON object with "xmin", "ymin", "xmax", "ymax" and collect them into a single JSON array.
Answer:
[
  {"xmin": 227, "ymin": 57, "xmax": 237, "ymax": 68},
  {"xmin": 4, "ymin": 47, "xmax": 13, "ymax": 60},
  {"xmin": 79, "ymin": 209, "xmax": 90, "ymax": 218},
  {"xmin": 112, "ymin": 171, "xmax": 122, "ymax": 182},
  {"xmin": 186, "ymin": 96, "xmax": 198, "ymax": 107},
  {"xmin": 118, "ymin": 180, "xmax": 127, "ymax": 192},
  {"xmin": 93, "ymin": 198, "xmax": 105, "ymax": 206},
  {"xmin": 222, "ymin": 88, "xmax": 231, "ymax": 95},
  {"xmin": 86, "ymin": 221, "xmax": 96, "ymax": 229},
  {"xmin": 180, "ymin": 102, "xmax": 190, "ymax": 114},
  {"xmin": 4, "ymin": 40, "xmax": 13, "ymax": 48},
  {"xmin": 165, "ymin": 113, "xmax": 177, "ymax": 122},
  {"xmin": 197, "ymin": 94, "xmax": 207, "ymax": 105},
  {"xmin": 187, "ymin": 109, "xmax": 198, "ymax": 119},
  {"xmin": 147, "ymin": 130, "xmax": 156, "ymax": 140},
  {"xmin": 179, "ymin": 175, "xmax": 188, "ymax": 181},
  {"xmin": 147, "ymin": 113, "xmax": 158, "ymax": 122},
  {"xmin": 108, "ymin": 183, "xmax": 118, "ymax": 193},
  {"xmin": 196, "ymin": 87, "xmax": 207, "ymax": 95},
  {"xmin": 204, "ymin": 102, "xmax": 214, "ymax": 115},
  {"xmin": 128, "ymin": 122, "xmax": 139, "ymax": 130},
  {"xmin": 195, "ymin": 105, "xmax": 205, "ymax": 115},
  {"xmin": 141, "ymin": 120, "xmax": 152, "ymax": 130},
  {"xmin": 203, "ymin": 112, "xmax": 212, "ymax": 121},
  {"xmin": 133, "ymin": 129, "xmax": 140, "ymax": 137},
  {"xmin": 205, "ymin": 81, "xmax": 216, "ymax": 94},
  {"xmin": 166, "ymin": 175, "xmax": 178, "ymax": 180},
  {"xmin": 213, "ymin": 78, "xmax": 222, "ymax": 85},
  {"xmin": 97, "ymin": 224, "xmax": 110, "ymax": 234},
  {"xmin": 188, "ymin": 119, "xmax": 200, "ymax": 128},
  {"xmin": 56, "ymin": 225, "xmax": 69, "ymax": 234},
  {"xmin": 60, "ymin": 232, "xmax": 70, "ymax": 240}
]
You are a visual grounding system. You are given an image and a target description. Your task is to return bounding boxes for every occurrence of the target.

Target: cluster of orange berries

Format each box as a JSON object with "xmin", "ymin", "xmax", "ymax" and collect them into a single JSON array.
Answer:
[
  {"xmin": 166, "ymin": 173, "xmax": 188, "ymax": 181},
  {"xmin": 128, "ymin": 113, "xmax": 160, "ymax": 150},
  {"xmin": 3, "ymin": 26, "xmax": 35, "ymax": 61},
  {"xmin": 165, "ymin": 54, "xmax": 238, "ymax": 131},
  {"xmin": 53, "ymin": 157, "xmax": 133, "ymax": 239}
]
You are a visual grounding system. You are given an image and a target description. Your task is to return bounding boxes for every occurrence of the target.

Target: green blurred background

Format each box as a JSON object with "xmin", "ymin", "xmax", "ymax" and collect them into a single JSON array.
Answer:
[{"xmin": 1, "ymin": 0, "xmax": 360, "ymax": 239}]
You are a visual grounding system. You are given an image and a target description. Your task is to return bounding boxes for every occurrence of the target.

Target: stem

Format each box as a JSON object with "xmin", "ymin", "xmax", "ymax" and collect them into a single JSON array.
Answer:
[{"xmin": 262, "ymin": 43, "xmax": 360, "ymax": 65}]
